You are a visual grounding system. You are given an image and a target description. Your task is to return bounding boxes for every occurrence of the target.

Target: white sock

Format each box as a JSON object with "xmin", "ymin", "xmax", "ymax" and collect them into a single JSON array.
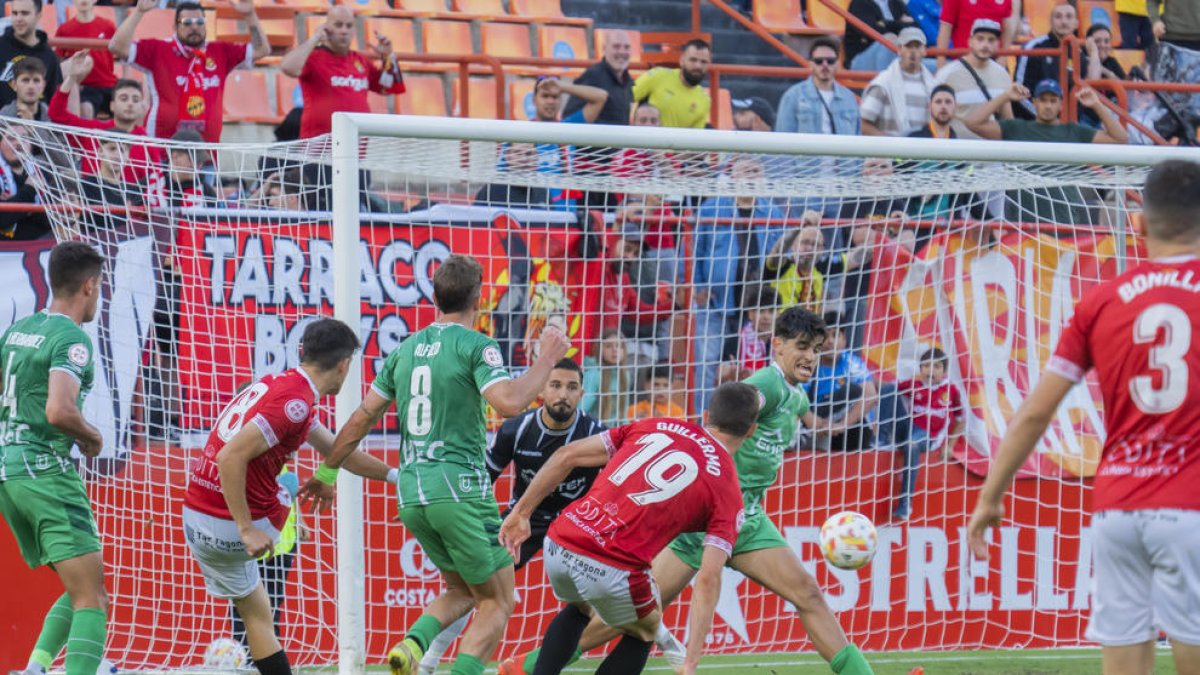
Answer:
[
  {"xmin": 656, "ymin": 623, "xmax": 680, "ymax": 648},
  {"xmin": 25, "ymin": 663, "xmax": 47, "ymax": 675},
  {"xmin": 419, "ymin": 614, "xmax": 470, "ymax": 667}
]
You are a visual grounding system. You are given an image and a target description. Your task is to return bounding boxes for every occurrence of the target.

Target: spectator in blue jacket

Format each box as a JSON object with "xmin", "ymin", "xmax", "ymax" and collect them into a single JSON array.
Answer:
[
  {"xmin": 776, "ymin": 38, "xmax": 861, "ymax": 136},
  {"xmin": 691, "ymin": 156, "xmax": 787, "ymax": 415},
  {"xmin": 908, "ymin": 0, "xmax": 943, "ymax": 46}
]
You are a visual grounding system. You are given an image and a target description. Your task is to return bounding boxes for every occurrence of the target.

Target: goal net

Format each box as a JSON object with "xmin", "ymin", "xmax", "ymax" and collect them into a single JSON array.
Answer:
[{"xmin": 0, "ymin": 112, "xmax": 1186, "ymax": 671}]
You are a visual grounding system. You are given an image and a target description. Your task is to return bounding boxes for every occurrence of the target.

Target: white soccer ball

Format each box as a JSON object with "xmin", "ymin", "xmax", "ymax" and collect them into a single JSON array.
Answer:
[
  {"xmin": 820, "ymin": 511, "xmax": 878, "ymax": 570},
  {"xmin": 203, "ymin": 638, "xmax": 248, "ymax": 670},
  {"xmin": 96, "ymin": 658, "xmax": 117, "ymax": 675}
]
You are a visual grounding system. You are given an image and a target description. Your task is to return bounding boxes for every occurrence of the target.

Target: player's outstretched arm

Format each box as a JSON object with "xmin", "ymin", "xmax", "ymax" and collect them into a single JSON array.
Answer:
[
  {"xmin": 306, "ymin": 421, "xmax": 396, "ymax": 483},
  {"xmin": 679, "ymin": 546, "xmax": 727, "ymax": 674},
  {"xmin": 298, "ymin": 390, "xmax": 392, "ymax": 510},
  {"xmin": 216, "ymin": 423, "xmax": 276, "ymax": 558},
  {"xmin": 46, "ymin": 370, "xmax": 103, "ymax": 457},
  {"xmin": 498, "ymin": 434, "xmax": 609, "ymax": 558},
  {"xmin": 485, "ymin": 328, "xmax": 571, "ymax": 417},
  {"xmin": 967, "ymin": 372, "xmax": 1074, "ymax": 560}
]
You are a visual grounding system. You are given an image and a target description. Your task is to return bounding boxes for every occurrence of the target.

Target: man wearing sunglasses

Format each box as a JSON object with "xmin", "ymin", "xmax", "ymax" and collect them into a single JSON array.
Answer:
[
  {"xmin": 776, "ymin": 38, "xmax": 860, "ymax": 136},
  {"xmin": 108, "ymin": 0, "xmax": 269, "ymax": 143}
]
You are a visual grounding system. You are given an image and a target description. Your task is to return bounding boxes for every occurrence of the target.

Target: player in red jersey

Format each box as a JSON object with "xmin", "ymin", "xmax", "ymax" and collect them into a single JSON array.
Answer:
[
  {"xmin": 280, "ymin": 5, "xmax": 407, "ymax": 139},
  {"xmin": 183, "ymin": 319, "xmax": 396, "ymax": 675},
  {"xmin": 499, "ymin": 382, "xmax": 760, "ymax": 675},
  {"xmin": 968, "ymin": 160, "xmax": 1200, "ymax": 675},
  {"xmin": 108, "ymin": 0, "xmax": 269, "ymax": 142}
]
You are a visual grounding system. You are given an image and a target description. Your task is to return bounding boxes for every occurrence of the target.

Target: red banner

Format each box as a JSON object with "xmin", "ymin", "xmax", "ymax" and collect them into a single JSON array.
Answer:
[{"xmin": 863, "ymin": 228, "xmax": 1145, "ymax": 479}]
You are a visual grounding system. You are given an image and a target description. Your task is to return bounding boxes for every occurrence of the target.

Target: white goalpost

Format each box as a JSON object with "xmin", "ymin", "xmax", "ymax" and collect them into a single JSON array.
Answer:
[{"xmin": 1, "ymin": 110, "xmax": 1199, "ymax": 672}]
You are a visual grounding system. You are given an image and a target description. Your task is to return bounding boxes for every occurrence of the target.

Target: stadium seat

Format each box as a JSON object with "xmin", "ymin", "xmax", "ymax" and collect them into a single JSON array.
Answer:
[
  {"xmin": 754, "ymin": 0, "xmax": 821, "ymax": 34},
  {"xmin": 1024, "ymin": 0, "xmax": 1055, "ymax": 37},
  {"xmin": 363, "ymin": 18, "xmax": 418, "ymax": 53},
  {"xmin": 510, "ymin": 0, "xmax": 591, "ymax": 25},
  {"xmin": 368, "ymin": 91, "xmax": 391, "ymax": 114},
  {"xmin": 595, "ymin": 28, "xmax": 642, "ymax": 62},
  {"xmin": 421, "ymin": 19, "xmax": 474, "ymax": 54},
  {"xmin": 1079, "ymin": 0, "xmax": 1120, "ymax": 44},
  {"xmin": 1111, "ymin": 48, "xmax": 1145, "ymax": 74},
  {"xmin": 216, "ymin": 14, "xmax": 296, "ymax": 49},
  {"xmin": 396, "ymin": 75, "xmax": 448, "ymax": 115},
  {"xmin": 807, "ymin": 0, "xmax": 846, "ymax": 33},
  {"xmin": 452, "ymin": 76, "xmax": 500, "ymax": 118},
  {"xmin": 275, "ymin": 71, "xmax": 300, "ymax": 117},
  {"xmin": 277, "ymin": 0, "xmax": 328, "ymax": 10},
  {"xmin": 715, "ymin": 87, "xmax": 733, "ymax": 130},
  {"xmin": 480, "ymin": 22, "xmax": 533, "ymax": 58},
  {"xmin": 510, "ymin": 78, "xmax": 537, "ymax": 120},
  {"xmin": 452, "ymin": 0, "xmax": 506, "ymax": 15},
  {"xmin": 223, "ymin": 70, "xmax": 279, "ymax": 123},
  {"xmin": 65, "ymin": 5, "xmax": 117, "ymax": 24},
  {"xmin": 394, "ymin": 0, "xmax": 450, "ymax": 12},
  {"xmin": 345, "ymin": 0, "xmax": 401, "ymax": 13},
  {"xmin": 538, "ymin": 25, "xmax": 589, "ymax": 60},
  {"xmin": 132, "ymin": 9, "xmax": 175, "ymax": 40}
]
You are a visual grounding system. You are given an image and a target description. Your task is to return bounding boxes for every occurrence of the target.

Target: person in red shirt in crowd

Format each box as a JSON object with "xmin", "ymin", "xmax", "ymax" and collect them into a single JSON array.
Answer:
[
  {"xmin": 500, "ymin": 382, "xmax": 758, "ymax": 675},
  {"xmin": 600, "ymin": 225, "xmax": 675, "ymax": 339},
  {"xmin": 969, "ymin": 160, "xmax": 1200, "ymax": 675},
  {"xmin": 890, "ymin": 347, "xmax": 963, "ymax": 519},
  {"xmin": 936, "ymin": 0, "xmax": 1019, "ymax": 67},
  {"xmin": 719, "ymin": 284, "xmax": 780, "ymax": 385},
  {"xmin": 107, "ymin": 0, "xmax": 269, "ymax": 142},
  {"xmin": 49, "ymin": 51, "xmax": 161, "ymax": 184},
  {"xmin": 54, "ymin": 0, "xmax": 116, "ymax": 119},
  {"xmin": 183, "ymin": 318, "xmax": 396, "ymax": 675},
  {"xmin": 279, "ymin": 5, "xmax": 406, "ymax": 139}
]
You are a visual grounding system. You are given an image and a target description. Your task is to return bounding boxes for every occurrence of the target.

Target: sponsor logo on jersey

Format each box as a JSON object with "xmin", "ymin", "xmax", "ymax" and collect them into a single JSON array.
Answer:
[
  {"xmin": 284, "ymin": 398, "xmax": 309, "ymax": 423},
  {"xmin": 329, "ymin": 74, "xmax": 369, "ymax": 91},
  {"xmin": 186, "ymin": 95, "xmax": 205, "ymax": 117},
  {"xmin": 483, "ymin": 346, "xmax": 504, "ymax": 367},
  {"xmin": 68, "ymin": 343, "xmax": 89, "ymax": 366}
]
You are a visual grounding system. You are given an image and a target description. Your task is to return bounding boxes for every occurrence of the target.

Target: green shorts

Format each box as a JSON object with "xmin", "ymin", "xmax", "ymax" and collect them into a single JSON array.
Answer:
[
  {"xmin": 0, "ymin": 472, "xmax": 101, "ymax": 569},
  {"xmin": 668, "ymin": 510, "xmax": 787, "ymax": 571},
  {"xmin": 399, "ymin": 500, "xmax": 512, "ymax": 585}
]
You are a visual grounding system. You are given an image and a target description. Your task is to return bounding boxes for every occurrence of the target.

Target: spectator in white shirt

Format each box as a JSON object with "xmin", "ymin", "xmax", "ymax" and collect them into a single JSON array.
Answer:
[{"xmin": 861, "ymin": 27, "xmax": 936, "ymax": 136}]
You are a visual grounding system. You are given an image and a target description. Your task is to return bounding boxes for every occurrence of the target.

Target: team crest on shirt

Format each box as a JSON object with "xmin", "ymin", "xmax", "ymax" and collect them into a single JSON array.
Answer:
[
  {"xmin": 483, "ymin": 346, "xmax": 504, "ymax": 367},
  {"xmin": 285, "ymin": 399, "xmax": 310, "ymax": 423},
  {"xmin": 205, "ymin": 57, "xmax": 217, "ymax": 71},
  {"xmin": 186, "ymin": 95, "xmax": 205, "ymax": 117},
  {"xmin": 354, "ymin": 60, "xmax": 365, "ymax": 72},
  {"xmin": 68, "ymin": 343, "xmax": 89, "ymax": 366},
  {"xmin": 459, "ymin": 476, "xmax": 473, "ymax": 493}
]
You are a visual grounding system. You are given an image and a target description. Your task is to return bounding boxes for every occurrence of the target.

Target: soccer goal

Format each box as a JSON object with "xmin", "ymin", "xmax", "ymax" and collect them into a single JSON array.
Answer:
[{"xmin": 0, "ymin": 111, "xmax": 1195, "ymax": 673}]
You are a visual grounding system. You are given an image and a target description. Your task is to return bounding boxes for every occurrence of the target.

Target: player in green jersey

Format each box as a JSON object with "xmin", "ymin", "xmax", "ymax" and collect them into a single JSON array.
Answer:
[
  {"xmin": 499, "ymin": 307, "xmax": 875, "ymax": 675},
  {"xmin": 306, "ymin": 255, "xmax": 570, "ymax": 675},
  {"xmin": 1, "ymin": 242, "xmax": 110, "ymax": 675}
]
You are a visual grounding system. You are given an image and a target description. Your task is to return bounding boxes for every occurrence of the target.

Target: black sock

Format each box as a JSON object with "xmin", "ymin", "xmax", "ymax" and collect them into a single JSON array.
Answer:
[
  {"xmin": 595, "ymin": 635, "xmax": 652, "ymax": 675},
  {"xmin": 531, "ymin": 605, "xmax": 590, "ymax": 675},
  {"xmin": 254, "ymin": 650, "xmax": 291, "ymax": 675}
]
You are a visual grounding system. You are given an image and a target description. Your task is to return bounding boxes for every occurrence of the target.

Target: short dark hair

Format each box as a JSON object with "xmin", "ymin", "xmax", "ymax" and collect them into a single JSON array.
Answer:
[
  {"xmin": 299, "ymin": 318, "xmax": 360, "ymax": 371},
  {"xmin": 12, "ymin": 57, "xmax": 45, "ymax": 80},
  {"xmin": 1086, "ymin": 23, "xmax": 1112, "ymax": 38},
  {"xmin": 552, "ymin": 357, "xmax": 583, "ymax": 378},
  {"xmin": 646, "ymin": 364, "xmax": 673, "ymax": 384},
  {"xmin": 13, "ymin": 0, "xmax": 42, "ymax": 12},
  {"xmin": 432, "ymin": 254, "xmax": 483, "ymax": 313},
  {"xmin": 682, "ymin": 38, "xmax": 711, "ymax": 53},
  {"xmin": 1143, "ymin": 160, "xmax": 1200, "ymax": 242},
  {"xmin": 708, "ymin": 382, "xmax": 760, "ymax": 437},
  {"xmin": 810, "ymin": 37, "xmax": 841, "ymax": 58},
  {"xmin": 174, "ymin": 0, "xmax": 203, "ymax": 23},
  {"xmin": 775, "ymin": 306, "xmax": 825, "ymax": 341},
  {"xmin": 919, "ymin": 347, "xmax": 948, "ymax": 364},
  {"xmin": 822, "ymin": 311, "xmax": 843, "ymax": 331},
  {"xmin": 49, "ymin": 241, "xmax": 104, "ymax": 296},
  {"xmin": 742, "ymin": 283, "xmax": 779, "ymax": 310},
  {"xmin": 113, "ymin": 78, "xmax": 143, "ymax": 96},
  {"xmin": 931, "ymin": 83, "xmax": 955, "ymax": 100}
]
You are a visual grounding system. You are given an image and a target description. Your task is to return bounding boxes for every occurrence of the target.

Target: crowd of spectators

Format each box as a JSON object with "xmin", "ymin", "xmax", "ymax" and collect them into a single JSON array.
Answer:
[{"xmin": 0, "ymin": 0, "xmax": 1189, "ymax": 501}]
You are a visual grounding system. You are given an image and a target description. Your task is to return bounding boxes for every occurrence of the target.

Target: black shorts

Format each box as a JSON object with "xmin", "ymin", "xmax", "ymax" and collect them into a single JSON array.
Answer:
[{"xmin": 79, "ymin": 85, "xmax": 113, "ymax": 117}]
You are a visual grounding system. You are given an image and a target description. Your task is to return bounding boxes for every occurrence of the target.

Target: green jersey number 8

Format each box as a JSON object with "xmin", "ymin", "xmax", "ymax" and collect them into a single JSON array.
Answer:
[{"xmin": 407, "ymin": 365, "xmax": 433, "ymax": 436}]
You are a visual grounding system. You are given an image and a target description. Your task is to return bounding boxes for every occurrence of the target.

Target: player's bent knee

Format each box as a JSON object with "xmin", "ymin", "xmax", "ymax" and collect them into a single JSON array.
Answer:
[{"xmin": 621, "ymin": 609, "xmax": 661, "ymax": 642}]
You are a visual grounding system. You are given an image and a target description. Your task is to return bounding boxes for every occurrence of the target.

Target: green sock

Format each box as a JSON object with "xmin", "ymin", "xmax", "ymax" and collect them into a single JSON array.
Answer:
[
  {"xmin": 30, "ymin": 594, "xmax": 74, "ymax": 670},
  {"xmin": 830, "ymin": 644, "xmax": 874, "ymax": 675},
  {"xmin": 405, "ymin": 614, "xmax": 443, "ymax": 653},
  {"xmin": 63, "ymin": 607, "xmax": 106, "ymax": 675},
  {"xmin": 522, "ymin": 646, "xmax": 581, "ymax": 671},
  {"xmin": 449, "ymin": 653, "xmax": 484, "ymax": 675}
]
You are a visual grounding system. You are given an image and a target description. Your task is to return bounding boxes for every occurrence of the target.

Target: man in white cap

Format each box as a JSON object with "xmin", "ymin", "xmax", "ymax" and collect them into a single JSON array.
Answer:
[
  {"xmin": 861, "ymin": 26, "xmax": 937, "ymax": 136},
  {"xmin": 933, "ymin": 18, "xmax": 1013, "ymax": 139}
]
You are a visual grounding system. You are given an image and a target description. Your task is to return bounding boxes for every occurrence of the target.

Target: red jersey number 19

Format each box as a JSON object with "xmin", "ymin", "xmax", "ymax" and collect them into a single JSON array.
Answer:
[
  {"xmin": 609, "ymin": 432, "xmax": 700, "ymax": 506},
  {"xmin": 1130, "ymin": 303, "xmax": 1192, "ymax": 415}
]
